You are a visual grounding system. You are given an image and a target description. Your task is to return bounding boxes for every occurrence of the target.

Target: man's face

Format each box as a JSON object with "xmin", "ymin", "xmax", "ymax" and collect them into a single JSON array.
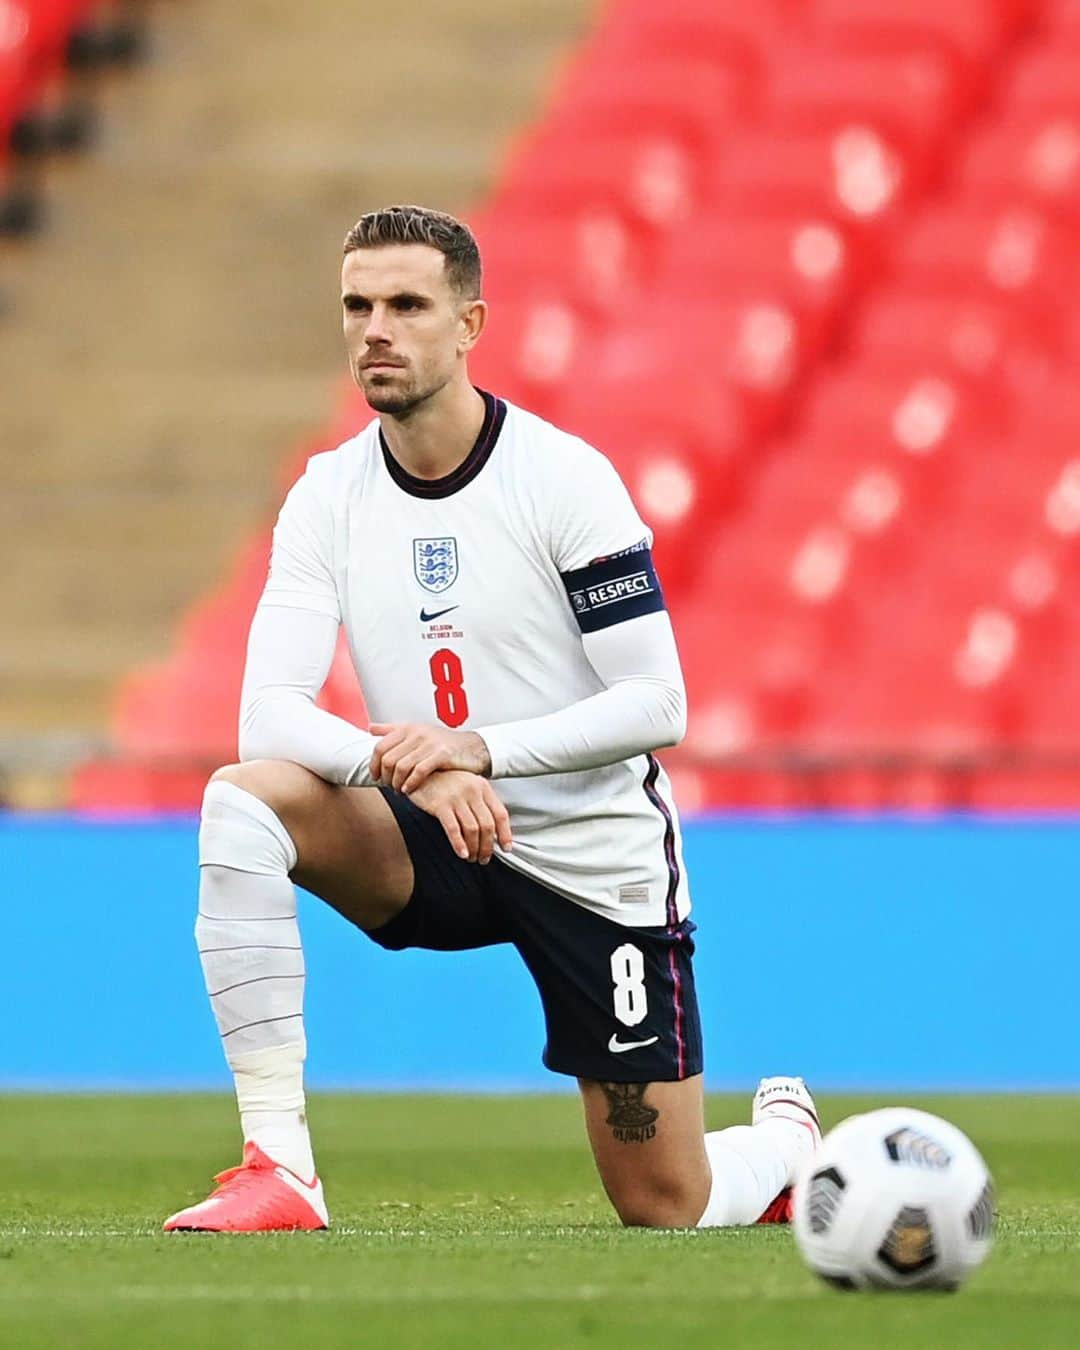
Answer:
[{"xmin": 341, "ymin": 244, "xmax": 481, "ymax": 416}]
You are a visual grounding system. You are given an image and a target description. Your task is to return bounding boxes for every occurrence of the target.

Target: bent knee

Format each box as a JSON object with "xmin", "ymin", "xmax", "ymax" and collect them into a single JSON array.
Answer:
[
  {"xmin": 208, "ymin": 760, "xmax": 323, "ymax": 818},
  {"xmin": 609, "ymin": 1180, "xmax": 707, "ymax": 1230}
]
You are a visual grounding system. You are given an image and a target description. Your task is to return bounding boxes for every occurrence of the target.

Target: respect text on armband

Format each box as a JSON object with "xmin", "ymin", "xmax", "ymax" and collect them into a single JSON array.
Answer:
[{"xmin": 561, "ymin": 550, "xmax": 666, "ymax": 634}]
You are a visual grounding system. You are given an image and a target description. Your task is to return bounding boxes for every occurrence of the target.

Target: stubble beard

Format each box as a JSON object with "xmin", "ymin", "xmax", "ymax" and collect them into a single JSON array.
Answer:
[
  {"xmin": 360, "ymin": 367, "xmax": 444, "ymax": 418},
  {"xmin": 364, "ymin": 386, "xmax": 420, "ymax": 415}
]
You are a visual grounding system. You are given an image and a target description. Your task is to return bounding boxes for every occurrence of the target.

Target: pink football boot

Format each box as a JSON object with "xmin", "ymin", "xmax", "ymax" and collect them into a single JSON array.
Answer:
[{"xmin": 164, "ymin": 1142, "xmax": 328, "ymax": 1232}]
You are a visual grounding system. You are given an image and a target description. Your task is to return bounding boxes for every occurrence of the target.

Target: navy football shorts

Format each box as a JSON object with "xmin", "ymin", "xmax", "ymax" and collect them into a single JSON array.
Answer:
[{"xmin": 364, "ymin": 787, "xmax": 703, "ymax": 1084}]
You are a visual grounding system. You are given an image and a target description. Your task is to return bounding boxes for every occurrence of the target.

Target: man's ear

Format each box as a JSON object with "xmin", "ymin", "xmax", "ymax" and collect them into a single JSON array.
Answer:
[{"xmin": 459, "ymin": 298, "xmax": 487, "ymax": 354}]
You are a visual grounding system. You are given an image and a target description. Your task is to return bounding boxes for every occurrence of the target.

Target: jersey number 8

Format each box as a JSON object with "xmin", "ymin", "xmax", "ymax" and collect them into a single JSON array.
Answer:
[
  {"xmin": 610, "ymin": 943, "xmax": 648, "ymax": 1028},
  {"xmin": 429, "ymin": 648, "xmax": 469, "ymax": 728}
]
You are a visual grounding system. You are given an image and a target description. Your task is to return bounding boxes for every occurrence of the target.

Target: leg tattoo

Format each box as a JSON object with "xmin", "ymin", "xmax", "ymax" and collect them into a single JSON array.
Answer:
[{"xmin": 601, "ymin": 1082, "xmax": 659, "ymax": 1144}]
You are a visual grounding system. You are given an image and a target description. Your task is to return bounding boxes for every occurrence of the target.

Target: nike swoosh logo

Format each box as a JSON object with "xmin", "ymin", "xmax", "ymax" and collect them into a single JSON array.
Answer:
[
  {"xmin": 273, "ymin": 1165, "xmax": 329, "ymax": 1226},
  {"xmin": 274, "ymin": 1165, "xmax": 320, "ymax": 1193},
  {"xmin": 420, "ymin": 605, "xmax": 459, "ymax": 622},
  {"xmin": 608, "ymin": 1033, "xmax": 659, "ymax": 1053}
]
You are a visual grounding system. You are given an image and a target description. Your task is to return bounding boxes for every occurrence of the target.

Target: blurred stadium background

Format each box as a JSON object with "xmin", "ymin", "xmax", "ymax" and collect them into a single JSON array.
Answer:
[{"xmin": 1, "ymin": 0, "xmax": 1078, "ymax": 1091}]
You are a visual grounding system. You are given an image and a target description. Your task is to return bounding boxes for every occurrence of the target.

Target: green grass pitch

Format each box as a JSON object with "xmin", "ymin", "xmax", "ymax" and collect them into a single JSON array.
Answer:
[{"xmin": 1, "ymin": 1093, "xmax": 1077, "ymax": 1349}]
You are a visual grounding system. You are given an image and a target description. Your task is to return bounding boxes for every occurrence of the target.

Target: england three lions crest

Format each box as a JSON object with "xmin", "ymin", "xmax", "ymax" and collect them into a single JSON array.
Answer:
[{"xmin": 414, "ymin": 537, "xmax": 458, "ymax": 594}]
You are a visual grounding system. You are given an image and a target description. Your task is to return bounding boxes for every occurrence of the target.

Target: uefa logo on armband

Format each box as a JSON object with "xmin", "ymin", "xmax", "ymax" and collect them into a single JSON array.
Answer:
[{"xmin": 413, "ymin": 537, "xmax": 459, "ymax": 593}]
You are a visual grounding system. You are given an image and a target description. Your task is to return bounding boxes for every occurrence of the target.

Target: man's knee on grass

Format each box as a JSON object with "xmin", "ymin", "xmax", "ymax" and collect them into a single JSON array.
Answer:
[{"xmin": 588, "ymin": 1080, "xmax": 710, "ymax": 1229}]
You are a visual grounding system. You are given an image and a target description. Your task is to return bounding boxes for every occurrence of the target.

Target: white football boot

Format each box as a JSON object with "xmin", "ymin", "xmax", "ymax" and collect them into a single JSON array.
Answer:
[
  {"xmin": 752, "ymin": 1075, "xmax": 822, "ymax": 1143},
  {"xmin": 752, "ymin": 1076, "xmax": 822, "ymax": 1224}
]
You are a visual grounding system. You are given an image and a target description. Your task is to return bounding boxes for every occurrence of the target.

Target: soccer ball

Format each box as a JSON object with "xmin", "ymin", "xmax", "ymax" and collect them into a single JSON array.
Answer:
[{"xmin": 793, "ymin": 1107, "xmax": 994, "ymax": 1292}]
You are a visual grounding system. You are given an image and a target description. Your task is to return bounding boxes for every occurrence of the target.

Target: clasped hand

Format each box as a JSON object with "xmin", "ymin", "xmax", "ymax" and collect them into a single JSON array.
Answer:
[
  {"xmin": 370, "ymin": 722, "xmax": 492, "ymax": 793},
  {"xmin": 371, "ymin": 723, "xmax": 509, "ymax": 865}
]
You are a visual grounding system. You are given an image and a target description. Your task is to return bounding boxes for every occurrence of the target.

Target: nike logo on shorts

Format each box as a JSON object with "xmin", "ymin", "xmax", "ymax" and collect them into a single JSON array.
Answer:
[
  {"xmin": 420, "ymin": 605, "xmax": 459, "ymax": 622},
  {"xmin": 608, "ymin": 1033, "xmax": 659, "ymax": 1053}
]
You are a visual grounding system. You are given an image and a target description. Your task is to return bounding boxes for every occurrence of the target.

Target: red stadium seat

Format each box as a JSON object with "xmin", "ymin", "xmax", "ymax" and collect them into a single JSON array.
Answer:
[
  {"xmin": 468, "ymin": 294, "xmax": 593, "ymax": 420},
  {"xmin": 894, "ymin": 565, "xmax": 1037, "ymax": 715},
  {"xmin": 955, "ymin": 117, "xmax": 1080, "ymax": 228},
  {"xmin": 17, "ymin": 0, "xmax": 93, "ymax": 99},
  {"xmin": 590, "ymin": 296, "xmax": 806, "ymax": 439},
  {"xmin": 999, "ymin": 543, "xmax": 1077, "ymax": 643},
  {"xmin": 967, "ymin": 764, "xmax": 1080, "ymax": 809},
  {"xmin": 690, "ymin": 507, "xmax": 891, "ymax": 658},
  {"xmin": 950, "ymin": 444, "xmax": 1074, "ymax": 532},
  {"xmin": 556, "ymin": 358, "xmax": 748, "ymax": 453},
  {"xmin": 657, "ymin": 213, "xmax": 862, "ymax": 357},
  {"xmin": 1001, "ymin": 613, "xmax": 1080, "ymax": 780},
  {"xmin": 515, "ymin": 62, "xmax": 740, "ymax": 178},
  {"xmin": 744, "ymin": 437, "xmax": 924, "ymax": 586},
  {"xmin": 678, "ymin": 599, "xmax": 827, "ymax": 750},
  {"xmin": 1040, "ymin": 326, "xmax": 1079, "ymax": 392},
  {"xmin": 707, "ymin": 126, "xmax": 912, "ymax": 238},
  {"xmin": 568, "ymin": 48, "xmax": 761, "ymax": 136},
  {"xmin": 1006, "ymin": 50, "xmax": 1080, "ymax": 118},
  {"xmin": 590, "ymin": 0, "xmax": 803, "ymax": 78},
  {"xmin": 110, "ymin": 663, "xmax": 190, "ymax": 761},
  {"xmin": 1014, "ymin": 374, "xmax": 1080, "ymax": 438},
  {"xmin": 796, "ymin": 367, "xmax": 994, "ymax": 503},
  {"xmin": 766, "ymin": 48, "xmax": 963, "ymax": 164},
  {"xmin": 896, "ymin": 531, "xmax": 1026, "ymax": 645},
  {"xmin": 495, "ymin": 130, "xmax": 704, "ymax": 240},
  {"xmin": 611, "ymin": 440, "xmax": 736, "ymax": 597},
  {"xmin": 553, "ymin": 53, "xmax": 753, "ymax": 142},
  {"xmin": 810, "ymin": 0, "xmax": 1017, "ymax": 82},
  {"xmin": 1043, "ymin": 0, "xmax": 1080, "ymax": 41},
  {"xmin": 1016, "ymin": 655, "xmax": 1080, "ymax": 753},
  {"xmin": 555, "ymin": 403, "xmax": 747, "ymax": 594},
  {"xmin": 894, "ymin": 478, "xmax": 1070, "ymax": 618},
  {"xmin": 177, "ymin": 593, "xmax": 250, "ymax": 674},
  {"xmin": 68, "ymin": 758, "xmax": 209, "ymax": 813},
  {"xmin": 807, "ymin": 638, "xmax": 1019, "ymax": 761},
  {"xmin": 113, "ymin": 655, "xmax": 241, "ymax": 762},
  {"xmin": 473, "ymin": 208, "xmax": 647, "ymax": 319},
  {"xmin": 0, "ymin": 4, "xmax": 32, "ymax": 141},
  {"xmin": 890, "ymin": 204, "xmax": 1078, "ymax": 311},
  {"xmin": 848, "ymin": 288, "xmax": 1057, "ymax": 397},
  {"xmin": 1040, "ymin": 456, "xmax": 1080, "ymax": 551},
  {"xmin": 1011, "ymin": 390, "xmax": 1080, "ymax": 543}
]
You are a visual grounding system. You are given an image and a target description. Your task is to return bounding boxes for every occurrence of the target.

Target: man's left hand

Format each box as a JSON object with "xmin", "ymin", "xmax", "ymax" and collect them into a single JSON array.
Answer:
[{"xmin": 370, "ymin": 722, "xmax": 492, "ymax": 793}]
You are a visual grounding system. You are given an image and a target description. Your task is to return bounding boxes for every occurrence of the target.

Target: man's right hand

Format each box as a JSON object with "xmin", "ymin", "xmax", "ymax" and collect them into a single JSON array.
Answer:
[{"xmin": 407, "ymin": 770, "xmax": 513, "ymax": 864}]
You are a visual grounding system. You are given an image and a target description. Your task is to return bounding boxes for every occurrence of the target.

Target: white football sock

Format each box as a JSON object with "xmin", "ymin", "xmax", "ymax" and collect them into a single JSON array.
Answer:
[
  {"xmin": 231, "ymin": 1044, "xmax": 315, "ymax": 1184},
  {"xmin": 195, "ymin": 780, "xmax": 316, "ymax": 1182},
  {"xmin": 697, "ymin": 1119, "xmax": 816, "ymax": 1227}
]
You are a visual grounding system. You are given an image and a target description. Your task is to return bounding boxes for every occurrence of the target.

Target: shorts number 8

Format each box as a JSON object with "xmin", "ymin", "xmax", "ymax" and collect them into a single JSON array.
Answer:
[{"xmin": 610, "ymin": 943, "xmax": 648, "ymax": 1028}]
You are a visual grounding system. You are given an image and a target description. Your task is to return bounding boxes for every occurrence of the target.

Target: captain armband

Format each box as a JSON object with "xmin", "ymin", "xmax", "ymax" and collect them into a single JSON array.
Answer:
[{"xmin": 560, "ymin": 543, "xmax": 667, "ymax": 634}]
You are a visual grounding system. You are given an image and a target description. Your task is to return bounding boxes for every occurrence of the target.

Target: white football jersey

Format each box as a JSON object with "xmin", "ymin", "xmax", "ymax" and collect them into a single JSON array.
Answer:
[{"xmin": 263, "ymin": 394, "xmax": 690, "ymax": 928}]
